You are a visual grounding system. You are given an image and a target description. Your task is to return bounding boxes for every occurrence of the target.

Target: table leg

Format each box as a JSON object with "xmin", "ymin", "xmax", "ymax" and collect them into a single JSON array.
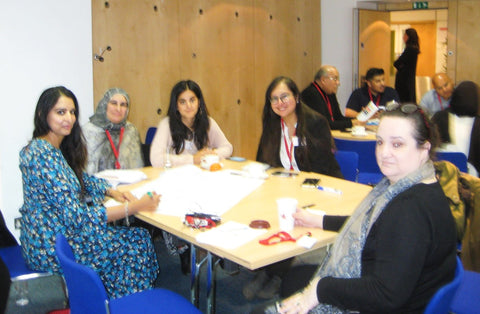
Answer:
[
  {"xmin": 190, "ymin": 245, "xmax": 207, "ymax": 308},
  {"xmin": 206, "ymin": 253, "xmax": 221, "ymax": 314}
]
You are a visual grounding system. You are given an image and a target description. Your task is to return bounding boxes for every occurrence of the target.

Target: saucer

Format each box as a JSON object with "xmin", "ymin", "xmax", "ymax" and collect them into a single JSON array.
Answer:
[{"xmin": 352, "ymin": 132, "xmax": 368, "ymax": 137}]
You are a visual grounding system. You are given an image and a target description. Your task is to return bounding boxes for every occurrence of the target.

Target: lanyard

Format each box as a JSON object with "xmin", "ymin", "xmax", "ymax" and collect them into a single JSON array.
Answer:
[
  {"xmin": 368, "ymin": 89, "xmax": 381, "ymax": 107},
  {"xmin": 313, "ymin": 81, "xmax": 334, "ymax": 122},
  {"xmin": 436, "ymin": 92, "xmax": 445, "ymax": 110},
  {"xmin": 281, "ymin": 119, "xmax": 295, "ymax": 171},
  {"xmin": 105, "ymin": 127, "xmax": 124, "ymax": 169}
]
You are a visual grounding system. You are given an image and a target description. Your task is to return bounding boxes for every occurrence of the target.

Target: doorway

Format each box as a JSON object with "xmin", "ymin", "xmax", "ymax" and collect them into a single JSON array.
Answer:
[{"xmin": 355, "ymin": 8, "xmax": 448, "ymax": 103}]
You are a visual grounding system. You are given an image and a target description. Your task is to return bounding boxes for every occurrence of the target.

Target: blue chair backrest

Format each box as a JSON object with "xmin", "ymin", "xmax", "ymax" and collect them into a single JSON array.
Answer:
[
  {"xmin": 424, "ymin": 255, "xmax": 464, "ymax": 314},
  {"xmin": 55, "ymin": 234, "xmax": 110, "ymax": 314},
  {"xmin": 334, "ymin": 138, "xmax": 380, "ymax": 173},
  {"xmin": 436, "ymin": 151, "xmax": 468, "ymax": 173},
  {"xmin": 145, "ymin": 127, "xmax": 157, "ymax": 145},
  {"xmin": 334, "ymin": 150, "xmax": 359, "ymax": 182},
  {"xmin": 450, "ymin": 269, "xmax": 480, "ymax": 314}
]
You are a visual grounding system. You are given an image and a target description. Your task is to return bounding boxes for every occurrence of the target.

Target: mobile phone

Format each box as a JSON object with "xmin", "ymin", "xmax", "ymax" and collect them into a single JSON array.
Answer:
[
  {"xmin": 271, "ymin": 171, "xmax": 298, "ymax": 177},
  {"xmin": 227, "ymin": 156, "xmax": 247, "ymax": 162},
  {"xmin": 301, "ymin": 178, "xmax": 320, "ymax": 188}
]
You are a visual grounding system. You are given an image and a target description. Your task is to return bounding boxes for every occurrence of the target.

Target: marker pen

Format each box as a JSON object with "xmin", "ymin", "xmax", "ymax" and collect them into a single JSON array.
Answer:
[{"xmin": 317, "ymin": 186, "xmax": 342, "ymax": 195}]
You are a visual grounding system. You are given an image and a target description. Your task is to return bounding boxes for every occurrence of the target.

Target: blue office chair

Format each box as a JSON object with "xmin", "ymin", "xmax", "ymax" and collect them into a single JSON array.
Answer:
[
  {"xmin": 450, "ymin": 269, "xmax": 480, "ymax": 314},
  {"xmin": 145, "ymin": 127, "xmax": 157, "ymax": 145},
  {"xmin": 436, "ymin": 151, "xmax": 468, "ymax": 173},
  {"xmin": 424, "ymin": 255, "xmax": 464, "ymax": 314},
  {"xmin": 334, "ymin": 150, "xmax": 359, "ymax": 182},
  {"xmin": 55, "ymin": 233, "xmax": 200, "ymax": 314},
  {"xmin": 334, "ymin": 138, "xmax": 383, "ymax": 185}
]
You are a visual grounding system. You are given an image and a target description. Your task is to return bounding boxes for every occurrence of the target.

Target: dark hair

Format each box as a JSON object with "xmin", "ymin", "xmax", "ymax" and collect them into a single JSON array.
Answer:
[
  {"xmin": 366, "ymin": 68, "xmax": 384, "ymax": 81},
  {"xmin": 167, "ymin": 80, "xmax": 210, "ymax": 154},
  {"xmin": 256, "ymin": 76, "xmax": 309, "ymax": 166},
  {"xmin": 381, "ymin": 103, "xmax": 438, "ymax": 159},
  {"xmin": 33, "ymin": 86, "xmax": 87, "ymax": 195},
  {"xmin": 450, "ymin": 81, "xmax": 479, "ymax": 117},
  {"xmin": 405, "ymin": 28, "xmax": 420, "ymax": 52}
]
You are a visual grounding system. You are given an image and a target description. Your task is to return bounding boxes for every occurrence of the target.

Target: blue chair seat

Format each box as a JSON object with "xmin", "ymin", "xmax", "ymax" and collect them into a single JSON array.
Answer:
[
  {"xmin": 55, "ymin": 233, "xmax": 201, "ymax": 314},
  {"xmin": 0, "ymin": 245, "xmax": 50, "ymax": 280}
]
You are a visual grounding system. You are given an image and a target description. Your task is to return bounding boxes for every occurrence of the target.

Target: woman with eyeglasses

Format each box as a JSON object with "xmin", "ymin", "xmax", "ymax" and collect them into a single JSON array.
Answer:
[
  {"xmin": 244, "ymin": 77, "xmax": 342, "ymax": 301},
  {"xmin": 256, "ymin": 76, "xmax": 342, "ymax": 178},
  {"xmin": 262, "ymin": 103, "xmax": 457, "ymax": 314}
]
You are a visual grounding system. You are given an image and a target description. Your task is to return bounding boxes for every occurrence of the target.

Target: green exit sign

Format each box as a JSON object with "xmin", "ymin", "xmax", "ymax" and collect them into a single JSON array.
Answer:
[{"xmin": 413, "ymin": 2, "xmax": 428, "ymax": 9}]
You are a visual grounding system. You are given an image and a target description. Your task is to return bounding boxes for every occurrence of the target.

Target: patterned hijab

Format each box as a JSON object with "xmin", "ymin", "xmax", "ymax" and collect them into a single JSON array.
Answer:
[
  {"xmin": 311, "ymin": 160, "xmax": 436, "ymax": 313},
  {"xmin": 89, "ymin": 88, "xmax": 130, "ymax": 131}
]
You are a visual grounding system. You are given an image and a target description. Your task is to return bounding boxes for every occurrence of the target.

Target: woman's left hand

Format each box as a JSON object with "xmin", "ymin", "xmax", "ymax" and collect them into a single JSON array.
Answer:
[
  {"xmin": 107, "ymin": 189, "xmax": 138, "ymax": 203},
  {"xmin": 278, "ymin": 277, "xmax": 320, "ymax": 314}
]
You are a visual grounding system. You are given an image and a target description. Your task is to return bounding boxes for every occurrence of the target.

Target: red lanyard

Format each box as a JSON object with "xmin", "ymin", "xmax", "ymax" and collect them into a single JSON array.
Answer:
[
  {"xmin": 105, "ymin": 127, "xmax": 124, "ymax": 169},
  {"xmin": 313, "ymin": 81, "xmax": 334, "ymax": 122},
  {"xmin": 281, "ymin": 119, "xmax": 295, "ymax": 171},
  {"xmin": 368, "ymin": 89, "xmax": 381, "ymax": 107},
  {"xmin": 436, "ymin": 92, "xmax": 445, "ymax": 110}
]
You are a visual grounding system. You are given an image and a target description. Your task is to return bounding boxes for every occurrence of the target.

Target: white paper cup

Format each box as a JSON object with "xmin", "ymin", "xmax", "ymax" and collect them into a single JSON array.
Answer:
[
  {"xmin": 200, "ymin": 154, "xmax": 220, "ymax": 170},
  {"xmin": 276, "ymin": 198, "xmax": 298, "ymax": 231}
]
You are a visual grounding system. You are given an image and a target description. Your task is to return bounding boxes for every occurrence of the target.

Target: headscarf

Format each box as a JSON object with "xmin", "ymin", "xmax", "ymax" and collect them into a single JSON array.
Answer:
[
  {"xmin": 311, "ymin": 160, "xmax": 436, "ymax": 313},
  {"xmin": 89, "ymin": 87, "xmax": 130, "ymax": 131},
  {"xmin": 84, "ymin": 88, "xmax": 144, "ymax": 173}
]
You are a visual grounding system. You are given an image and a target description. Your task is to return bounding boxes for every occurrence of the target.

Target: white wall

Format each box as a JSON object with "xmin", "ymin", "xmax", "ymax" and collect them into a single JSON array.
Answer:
[
  {"xmin": 0, "ymin": 0, "xmax": 94, "ymax": 239},
  {"xmin": 321, "ymin": 0, "xmax": 357, "ymax": 108}
]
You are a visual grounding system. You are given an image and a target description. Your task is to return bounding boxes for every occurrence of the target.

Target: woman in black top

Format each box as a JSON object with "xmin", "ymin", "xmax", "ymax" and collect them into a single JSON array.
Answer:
[
  {"xmin": 256, "ymin": 76, "xmax": 342, "ymax": 178},
  {"xmin": 394, "ymin": 28, "xmax": 420, "ymax": 103},
  {"xmin": 274, "ymin": 103, "xmax": 456, "ymax": 313}
]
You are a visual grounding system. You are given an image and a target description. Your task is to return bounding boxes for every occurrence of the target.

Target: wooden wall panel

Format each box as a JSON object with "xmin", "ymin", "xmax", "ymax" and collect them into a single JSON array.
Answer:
[
  {"xmin": 358, "ymin": 10, "xmax": 391, "ymax": 87},
  {"xmin": 92, "ymin": 0, "xmax": 321, "ymax": 160},
  {"xmin": 408, "ymin": 21, "xmax": 436, "ymax": 77},
  {"xmin": 453, "ymin": 1, "xmax": 480, "ymax": 84}
]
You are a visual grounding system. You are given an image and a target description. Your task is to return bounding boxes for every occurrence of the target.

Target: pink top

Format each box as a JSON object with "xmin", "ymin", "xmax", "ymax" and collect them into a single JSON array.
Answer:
[{"xmin": 150, "ymin": 116, "xmax": 233, "ymax": 167}]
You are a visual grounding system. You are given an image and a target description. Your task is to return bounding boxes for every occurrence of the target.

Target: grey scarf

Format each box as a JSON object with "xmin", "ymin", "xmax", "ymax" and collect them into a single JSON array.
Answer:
[{"xmin": 311, "ymin": 160, "xmax": 436, "ymax": 313}]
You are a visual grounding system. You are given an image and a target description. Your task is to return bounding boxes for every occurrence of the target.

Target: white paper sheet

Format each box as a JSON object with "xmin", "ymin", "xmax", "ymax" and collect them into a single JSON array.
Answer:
[
  {"xmin": 95, "ymin": 169, "xmax": 147, "ymax": 187},
  {"xmin": 195, "ymin": 221, "xmax": 267, "ymax": 249},
  {"xmin": 130, "ymin": 165, "xmax": 265, "ymax": 217}
]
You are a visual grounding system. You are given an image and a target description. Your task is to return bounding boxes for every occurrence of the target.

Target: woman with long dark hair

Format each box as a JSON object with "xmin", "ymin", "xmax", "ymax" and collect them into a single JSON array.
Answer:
[
  {"xmin": 244, "ymin": 77, "xmax": 342, "ymax": 301},
  {"xmin": 256, "ymin": 76, "xmax": 341, "ymax": 177},
  {"xmin": 394, "ymin": 28, "xmax": 420, "ymax": 103},
  {"xmin": 150, "ymin": 79, "xmax": 232, "ymax": 167},
  {"xmin": 19, "ymin": 86, "xmax": 161, "ymax": 299}
]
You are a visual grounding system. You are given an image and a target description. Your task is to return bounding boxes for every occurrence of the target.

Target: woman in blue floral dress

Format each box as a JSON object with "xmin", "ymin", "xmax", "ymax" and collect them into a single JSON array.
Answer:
[{"xmin": 19, "ymin": 86, "xmax": 161, "ymax": 299}]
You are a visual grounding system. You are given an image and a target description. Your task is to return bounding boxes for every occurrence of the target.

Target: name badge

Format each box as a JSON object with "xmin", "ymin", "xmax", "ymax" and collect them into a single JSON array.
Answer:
[{"xmin": 292, "ymin": 136, "xmax": 299, "ymax": 147}]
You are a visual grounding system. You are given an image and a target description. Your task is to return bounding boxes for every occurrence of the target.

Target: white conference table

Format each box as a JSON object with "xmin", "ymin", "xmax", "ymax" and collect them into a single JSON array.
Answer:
[{"xmin": 123, "ymin": 161, "xmax": 372, "ymax": 313}]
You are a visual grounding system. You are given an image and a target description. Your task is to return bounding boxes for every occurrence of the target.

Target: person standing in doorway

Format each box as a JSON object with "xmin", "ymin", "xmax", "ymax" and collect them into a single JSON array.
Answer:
[{"xmin": 394, "ymin": 28, "xmax": 420, "ymax": 103}]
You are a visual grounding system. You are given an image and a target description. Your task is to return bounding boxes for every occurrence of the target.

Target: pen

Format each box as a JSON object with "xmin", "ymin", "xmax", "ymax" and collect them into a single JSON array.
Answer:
[
  {"xmin": 317, "ymin": 186, "xmax": 342, "ymax": 195},
  {"xmin": 301, "ymin": 203, "xmax": 315, "ymax": 209}
]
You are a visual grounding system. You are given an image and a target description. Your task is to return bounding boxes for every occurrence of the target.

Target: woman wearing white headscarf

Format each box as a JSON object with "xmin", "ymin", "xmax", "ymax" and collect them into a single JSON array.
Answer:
[{"xmin": 83, "ymin": 88, "xmax": 144, "ymax": 174}]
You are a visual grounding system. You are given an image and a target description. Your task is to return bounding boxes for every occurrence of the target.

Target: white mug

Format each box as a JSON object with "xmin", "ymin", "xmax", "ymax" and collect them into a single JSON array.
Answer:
[{"xmin": 200, "ymin": 154, "xmax": 220, "ymax": 170}]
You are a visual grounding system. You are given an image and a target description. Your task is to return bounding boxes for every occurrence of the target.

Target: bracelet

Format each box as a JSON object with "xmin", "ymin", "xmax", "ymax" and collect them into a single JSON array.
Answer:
[{"xmin": 124, "ymin": 201, "xmax": 130, "ymax": 226}]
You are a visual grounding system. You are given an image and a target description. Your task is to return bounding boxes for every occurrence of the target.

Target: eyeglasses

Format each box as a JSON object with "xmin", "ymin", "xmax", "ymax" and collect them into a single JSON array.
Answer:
[
  {"xmin": 328, "ymin": 76, "xmax": 339, "ymax": 82},
  {"xmin": 385, "ymin": 101, "xmax": 419, "ymax": 113},
  {"xmin": 385, "ymin": 101, "xmax": 430, "ymax": 131},
  {"xmin": 270, "ymin": 93, "xmax": 291, "ymax": 105}
]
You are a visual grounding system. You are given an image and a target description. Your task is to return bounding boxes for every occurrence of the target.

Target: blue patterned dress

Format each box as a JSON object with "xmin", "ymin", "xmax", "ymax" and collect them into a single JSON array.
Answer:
[{"xmin": 19, "ymin": 139, "xmax": 159, "ymax": 299}]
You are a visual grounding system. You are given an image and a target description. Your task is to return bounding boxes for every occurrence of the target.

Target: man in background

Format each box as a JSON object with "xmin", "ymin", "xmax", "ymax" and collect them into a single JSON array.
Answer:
[
  {"xmin": 301, "ymin": 65, "xmax": 356, "ymax": 130},
  {"xmin": 420, "ymin": 73, "xmax": 454, "ymax": 117},
  {"xmin": 345, "ymin": 67, "xmax": 399, "ymax": 118}
]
